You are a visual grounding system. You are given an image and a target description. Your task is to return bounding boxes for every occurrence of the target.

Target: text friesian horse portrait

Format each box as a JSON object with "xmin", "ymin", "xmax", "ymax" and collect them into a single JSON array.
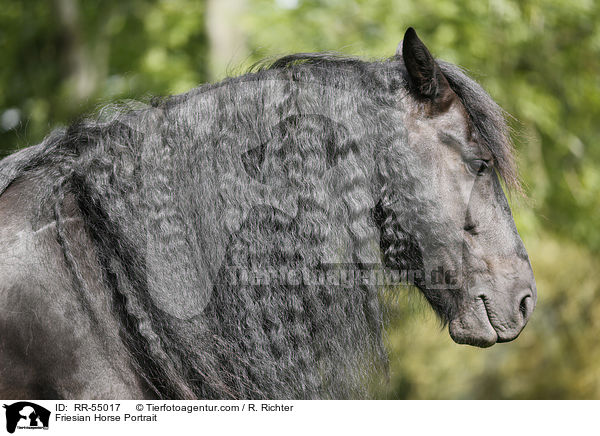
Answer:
[{"xmin": 0, "ymin": 28, "xmax": 536, "ymax": 399}]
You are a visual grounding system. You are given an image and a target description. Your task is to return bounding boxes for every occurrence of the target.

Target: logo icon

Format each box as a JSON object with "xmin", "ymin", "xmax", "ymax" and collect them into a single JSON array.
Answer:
[{"xmin": 3, "ymin": 402, "xmax": 50, "ymax": 434}]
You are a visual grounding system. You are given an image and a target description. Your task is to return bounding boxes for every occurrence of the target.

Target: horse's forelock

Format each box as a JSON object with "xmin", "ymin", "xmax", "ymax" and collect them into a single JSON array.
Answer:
[{"xmin": 437, "ymin": 61, "xmax": 519, "ymax": 192}]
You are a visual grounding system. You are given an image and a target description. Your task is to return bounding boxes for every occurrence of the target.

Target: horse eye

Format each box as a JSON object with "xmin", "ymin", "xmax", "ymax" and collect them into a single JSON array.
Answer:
[{"xmin": 469, "ymin": 159, "xmax": 490, "ymax": 175}]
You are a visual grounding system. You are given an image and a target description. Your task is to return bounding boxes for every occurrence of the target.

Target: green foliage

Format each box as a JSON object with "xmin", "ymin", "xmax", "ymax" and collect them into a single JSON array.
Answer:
[
  {"xmin": 0, "ymin": 0, "xmax": 598, "ymax": 398},
  {"xmin": 0, "ymin": 0, "xmax": 207, "ymax": 155}
]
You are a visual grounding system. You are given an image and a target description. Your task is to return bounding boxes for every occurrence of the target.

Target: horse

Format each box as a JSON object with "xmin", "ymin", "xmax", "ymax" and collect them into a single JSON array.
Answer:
[{"xmin": 0, "ymin": 28, "xmax": 536, "ymax": 399}]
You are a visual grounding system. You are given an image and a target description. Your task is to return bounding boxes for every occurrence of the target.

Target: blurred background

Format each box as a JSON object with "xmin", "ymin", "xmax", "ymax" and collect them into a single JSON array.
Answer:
[{"xmin": 1, "ymin": 0, "xmax": 598, "ymax": 398}]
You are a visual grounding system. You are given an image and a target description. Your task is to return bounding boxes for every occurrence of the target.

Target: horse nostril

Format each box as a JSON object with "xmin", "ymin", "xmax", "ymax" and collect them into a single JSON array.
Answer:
[
  {"xmin": 519, "ymin": 293, "xmax": 534, "ymax": 321},
  {"xmin": 463, "ymin": 223, "xmax": 478, "ymax": 234}
]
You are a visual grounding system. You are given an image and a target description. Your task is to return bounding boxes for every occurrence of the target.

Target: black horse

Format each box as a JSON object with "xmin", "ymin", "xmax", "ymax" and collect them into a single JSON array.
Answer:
[{"xmin": 0, "ymin": 28, "xmax": 536, "ymax": 399}]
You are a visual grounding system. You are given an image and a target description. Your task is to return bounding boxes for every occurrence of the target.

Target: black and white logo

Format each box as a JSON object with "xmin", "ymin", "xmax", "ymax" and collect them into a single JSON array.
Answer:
[{"xmin": 3, "ymin": 402, "xmax": 50, "ymax": 434}]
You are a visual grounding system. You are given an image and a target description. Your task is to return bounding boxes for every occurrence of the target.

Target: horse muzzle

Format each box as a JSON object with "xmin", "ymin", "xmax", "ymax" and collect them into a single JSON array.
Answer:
[{"xmin": 449, "ymin": 279, "xmax": 537, "ymax": 348}]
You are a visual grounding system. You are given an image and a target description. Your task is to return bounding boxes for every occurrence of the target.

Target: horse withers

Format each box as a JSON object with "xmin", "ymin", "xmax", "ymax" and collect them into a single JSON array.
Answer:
[{"xmin": 0, "ymin": 28, "xmax": 536, "ymax": 399}]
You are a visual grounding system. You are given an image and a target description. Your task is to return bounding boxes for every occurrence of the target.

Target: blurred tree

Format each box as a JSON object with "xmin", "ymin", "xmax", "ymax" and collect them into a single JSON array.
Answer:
[
  {"xmin": 206, "ymin": 0, "xmax": 248, "ymax": 80},
  {"xmin": 0, "ymin": 0, "xmax": 209, "ymax": 155}
]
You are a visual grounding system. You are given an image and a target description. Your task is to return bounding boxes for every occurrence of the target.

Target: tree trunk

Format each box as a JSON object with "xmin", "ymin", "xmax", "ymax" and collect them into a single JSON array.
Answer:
[{"xmin": 205, "ymin": 0, "xmax": 248, "ymax": 81}]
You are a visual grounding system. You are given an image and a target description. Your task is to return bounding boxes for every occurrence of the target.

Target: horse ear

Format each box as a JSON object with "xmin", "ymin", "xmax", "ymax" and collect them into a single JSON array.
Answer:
[{"xmin": 401, "ymin": 27, "xmax": 454, "ymax": 107}]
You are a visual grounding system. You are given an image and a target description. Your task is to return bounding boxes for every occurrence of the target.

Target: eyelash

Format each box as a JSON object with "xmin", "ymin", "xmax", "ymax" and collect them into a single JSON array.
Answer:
[{"xmin": 468, "ymin": 159, "xmax": 490, "ymax": 175}]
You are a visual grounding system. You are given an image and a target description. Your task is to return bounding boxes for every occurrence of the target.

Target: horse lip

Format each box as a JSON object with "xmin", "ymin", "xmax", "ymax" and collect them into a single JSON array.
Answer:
[
  {"xmin": 475, "ymin": 294, "xmax": 523, "ymax": 344},
  {"xmin": 479, "ymin": 295, "xmax": 503, "ymax": 341},
  {"xmin": 449, "ymin": 296, "xmax": 498, "ymax": 348},
  {"xmin": 480, "ymin": 294, "xmax": 527, "ymax": 343}
]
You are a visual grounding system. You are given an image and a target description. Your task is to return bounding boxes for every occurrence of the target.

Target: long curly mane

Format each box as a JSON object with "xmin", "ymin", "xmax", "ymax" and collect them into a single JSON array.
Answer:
[{"xmin": 0, "ymin": 52, "xmax": 513, "ymax": 399}]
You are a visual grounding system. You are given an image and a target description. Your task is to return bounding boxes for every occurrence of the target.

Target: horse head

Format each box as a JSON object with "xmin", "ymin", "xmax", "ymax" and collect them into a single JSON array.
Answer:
[{"xmin": 378, "ymin": 28, "xmax": 537, "ymax": 347}]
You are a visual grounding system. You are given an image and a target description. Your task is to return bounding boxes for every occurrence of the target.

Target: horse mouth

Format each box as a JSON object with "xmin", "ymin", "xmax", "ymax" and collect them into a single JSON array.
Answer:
[{"xmin": 448, "ymin": 296, "xmax": 499, "ymax": 348}]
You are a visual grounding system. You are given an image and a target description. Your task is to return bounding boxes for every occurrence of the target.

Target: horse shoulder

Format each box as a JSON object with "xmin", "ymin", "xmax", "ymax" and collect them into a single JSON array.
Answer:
[{"xmin": 0, "ymin": 174, "xmax": 149, "ymax": 399}]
